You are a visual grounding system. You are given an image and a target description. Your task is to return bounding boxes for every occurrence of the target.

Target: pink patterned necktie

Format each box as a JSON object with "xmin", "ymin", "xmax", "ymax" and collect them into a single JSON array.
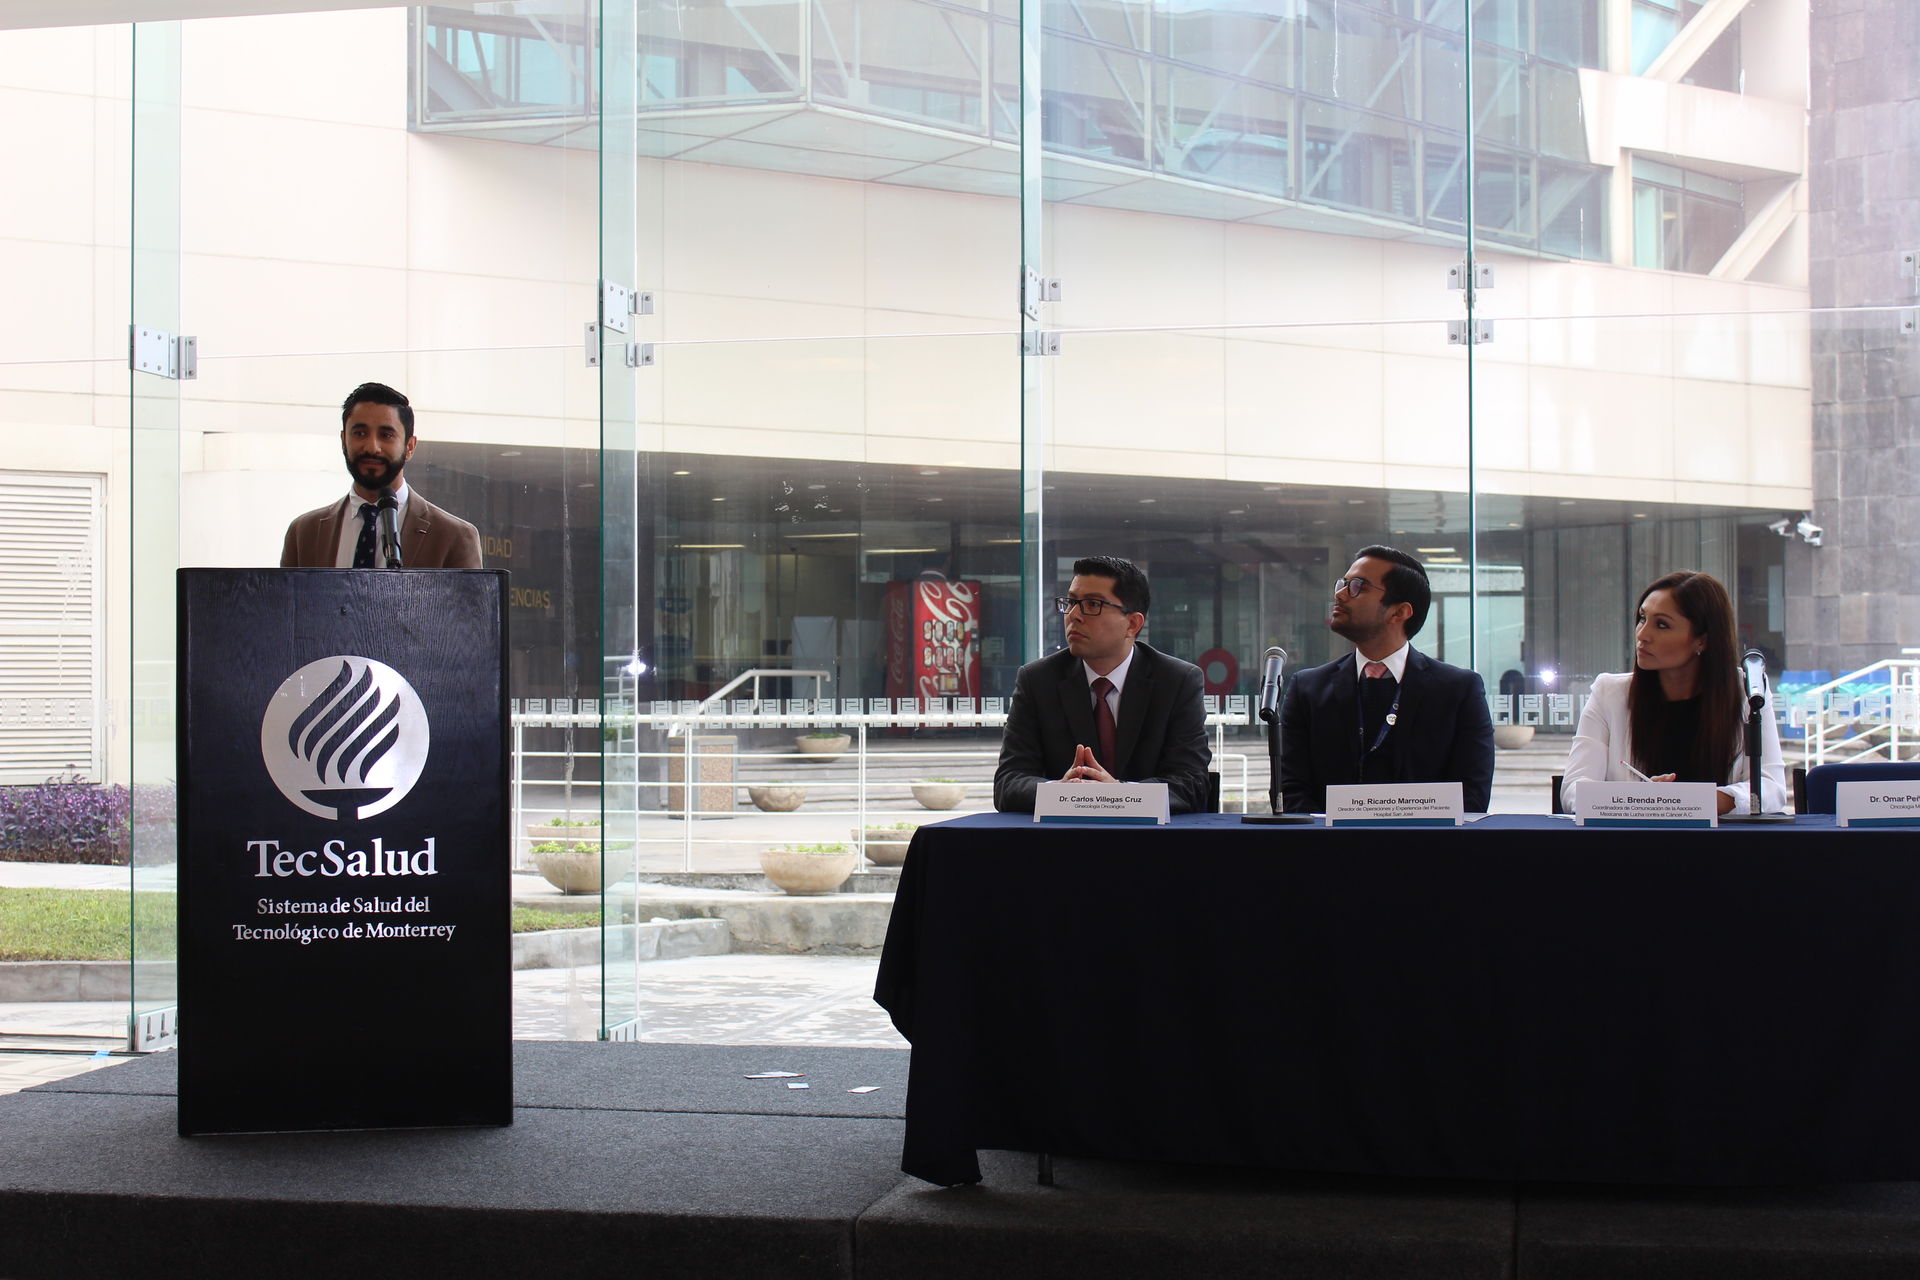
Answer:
[
  {"xmin": 1363, "ymin": 661, "xmax": 1390, "ymax": 680},
  {"xmin": 1090, "ymin": 676, "xmax": 1117, "ymax": 769}
]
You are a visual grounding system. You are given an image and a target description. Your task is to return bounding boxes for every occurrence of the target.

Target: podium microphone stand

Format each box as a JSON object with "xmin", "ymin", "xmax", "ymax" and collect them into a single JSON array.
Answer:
[{"xmin": 1721, "ymin": 689, "xmax": 1793, "ymax": 824}]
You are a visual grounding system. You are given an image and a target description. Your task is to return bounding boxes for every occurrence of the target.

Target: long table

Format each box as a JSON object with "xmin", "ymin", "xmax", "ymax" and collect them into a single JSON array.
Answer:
[{"xmin": 873, "ymin": 813, "xmax": 1920, "ymax": 1187}]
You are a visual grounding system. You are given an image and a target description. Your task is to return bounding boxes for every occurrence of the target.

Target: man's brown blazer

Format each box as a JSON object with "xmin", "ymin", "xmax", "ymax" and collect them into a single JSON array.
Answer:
[{"xmin": 280, "ymin": 492, "xmax": 483, "ymax": 569}]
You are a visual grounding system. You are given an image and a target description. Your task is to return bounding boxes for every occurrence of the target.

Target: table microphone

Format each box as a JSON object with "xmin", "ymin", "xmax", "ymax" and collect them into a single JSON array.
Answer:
[
  {"xmin": 1257, "ymin": 647, "xmax": 1287, "ymax": 724},
  {"xmin": 1742, "ymin": 649, "xmax": 1768, "ymax": 711}
]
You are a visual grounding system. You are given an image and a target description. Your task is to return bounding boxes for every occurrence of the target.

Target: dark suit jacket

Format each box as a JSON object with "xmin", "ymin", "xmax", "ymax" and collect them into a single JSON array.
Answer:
[
  {"xmin": 1278, "ymin": 648, "xmax": 1494, "ymax": 813},
  {"xmin": 993, "ymin": 641, "xmax": 1212, "ymax": 815},
  {"xmin": 280, "ymin": 492, "xmax": 483, "ymax": 569}
]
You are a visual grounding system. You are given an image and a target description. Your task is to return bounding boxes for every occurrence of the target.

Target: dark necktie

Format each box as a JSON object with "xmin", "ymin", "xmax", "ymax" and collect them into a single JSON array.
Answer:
[
  {"xmin": 1090, "ymin": 676, "xmax": 1117, "ymax": 771},
  {"xmin": 353, "ymin": 502, "xmax": 378, "ymax": 569}
]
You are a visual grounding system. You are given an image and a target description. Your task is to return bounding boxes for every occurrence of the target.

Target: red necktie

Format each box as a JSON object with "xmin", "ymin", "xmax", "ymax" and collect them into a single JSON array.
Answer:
[
  {"xmin": 1091, "ymin": 677, "xmax": 1117, "ymax": 770},
  {"xmin": 1364, "ymin": 661, "xmax": 1390, "ymax": 680}
]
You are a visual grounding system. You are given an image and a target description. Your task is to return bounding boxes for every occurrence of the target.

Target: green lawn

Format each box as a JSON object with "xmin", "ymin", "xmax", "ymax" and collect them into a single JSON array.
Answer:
[
  {"xmin": 0, "ymin": 888, "xmax": 175, "ymax": 961},
  {"xmin": 0, "ymin": 889, "xmax": 599, "ymax": 961}
]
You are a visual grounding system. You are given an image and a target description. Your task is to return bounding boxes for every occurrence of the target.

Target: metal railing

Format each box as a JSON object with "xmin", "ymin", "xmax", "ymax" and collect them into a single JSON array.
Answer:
[
  {"xmin": 511, "ymin": 710, "xmax": 1256, "ymax": 871},
  {"xmin": 1794, "ymin": 660, "xmax": 1920, "ymax": 767}
]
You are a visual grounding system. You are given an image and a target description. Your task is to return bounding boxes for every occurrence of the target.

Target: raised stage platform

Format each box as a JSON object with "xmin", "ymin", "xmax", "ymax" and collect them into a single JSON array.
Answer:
[{"xmin": 6, "ymin": 1042, "xmax": 1920, "ymax": 1279}]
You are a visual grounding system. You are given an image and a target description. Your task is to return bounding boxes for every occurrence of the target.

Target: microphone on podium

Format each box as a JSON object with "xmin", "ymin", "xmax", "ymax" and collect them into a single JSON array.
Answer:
[
  {"xmin": 1257, "ymin": 647, "xmax": 1288, "ymax": 724},
  {"xmin": 376, "ymin": 487, "xmax": 404, "ymax": 569}
]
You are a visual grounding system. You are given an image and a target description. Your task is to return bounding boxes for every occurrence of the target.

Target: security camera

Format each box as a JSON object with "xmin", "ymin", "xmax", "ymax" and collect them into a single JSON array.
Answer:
[
  {"xmin": 1767, "ymin": 517, "xmax": 1792, "ymax": 538},
  {"xmin": 1796, "ymin": 515, "xmax": 1823, "ymax": 547}
]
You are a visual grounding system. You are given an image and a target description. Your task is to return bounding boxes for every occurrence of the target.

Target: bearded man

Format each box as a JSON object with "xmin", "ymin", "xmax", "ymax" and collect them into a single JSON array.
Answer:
[{"xmin": 280, "ymin": 382, "xmax": 481, "ymax": 570}]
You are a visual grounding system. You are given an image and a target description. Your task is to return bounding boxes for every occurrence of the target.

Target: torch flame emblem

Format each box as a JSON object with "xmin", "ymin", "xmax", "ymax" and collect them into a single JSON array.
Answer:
[{"xmin": 261, "ymin": 656, "xmax": 429, "ymax": 821}]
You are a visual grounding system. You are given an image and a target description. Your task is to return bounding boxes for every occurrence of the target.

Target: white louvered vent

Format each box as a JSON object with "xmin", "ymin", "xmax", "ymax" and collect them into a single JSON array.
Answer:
[{"xmin": 0, "ymin": 473, "xmax": 104, "ymax": 784}]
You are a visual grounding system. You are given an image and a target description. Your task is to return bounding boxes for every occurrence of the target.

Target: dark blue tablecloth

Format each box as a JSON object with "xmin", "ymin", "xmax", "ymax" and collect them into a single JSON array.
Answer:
[{"xmin": 874, "ymin": 812, "xmax": 1916, "ymax": 1186}]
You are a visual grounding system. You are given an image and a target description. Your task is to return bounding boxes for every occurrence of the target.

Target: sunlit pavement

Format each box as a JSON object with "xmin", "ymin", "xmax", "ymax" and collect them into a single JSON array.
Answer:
[{"xmin": 1, "ymin": 953, "xmax": 903, "ymax": 1094}]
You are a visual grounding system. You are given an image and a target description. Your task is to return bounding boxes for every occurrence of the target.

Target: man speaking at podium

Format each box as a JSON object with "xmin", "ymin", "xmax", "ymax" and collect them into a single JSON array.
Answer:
[
  {"xmin": 1279, "ymin": 545, "xmax": 1494, "ymax": 813},
  {"xmin": 993, "ymin": 555, "xmax": 1211, "ymax": 814},
  {"xmin": 280, "ymin": 382, "xmax": 482, "ymax": 569}
]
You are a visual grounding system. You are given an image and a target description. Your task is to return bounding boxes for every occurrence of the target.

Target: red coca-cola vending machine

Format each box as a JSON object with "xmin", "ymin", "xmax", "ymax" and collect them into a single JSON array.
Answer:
[{"xmin": 885, "ymin": 579, "xmax": 982, "ymax": 703}]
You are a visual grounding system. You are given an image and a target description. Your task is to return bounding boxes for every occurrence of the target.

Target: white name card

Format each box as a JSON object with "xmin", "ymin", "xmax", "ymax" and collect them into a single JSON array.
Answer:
[
  {"xmin": 1574, "ymin": 782, "xmax": 1717, "ymax": 827},
  {"xmin": 1035, "ymin": 782, "xmax": 1170, "ymax": 824},
  {"xmin": 1325, "ymin": 783, "xmax": 1463, "ymax": 826},
  {"xmin": 1837, "ymin": 781, "xmax": 1920, "ymax": 827}
]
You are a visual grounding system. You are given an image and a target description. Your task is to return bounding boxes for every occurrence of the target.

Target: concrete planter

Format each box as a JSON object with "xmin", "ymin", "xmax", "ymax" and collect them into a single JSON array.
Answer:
[
  {"xmin": 748, "ymin": 784, "xmax": 808, "ymax": 812},
  {"xmin": 795, "ymin": 733, "xmax": 851, "ymax": 762},
  {"xmin": 759, "ymin": 846, "xmax": 858, "ymax": 895},
  {"xmin": 1494, "ymin": 724, "xmax": 1536, "ymax": 750},
  {"xmin": 911, "ymin": 781, "xmax": 966, "ymax": 811},
  {"xmin": 533, "ymin": 848, "xmax": 601, "ymax": 894},
  {"xmin": 857, "ymin": 827, "xmax": 916, "ymax": 866}
]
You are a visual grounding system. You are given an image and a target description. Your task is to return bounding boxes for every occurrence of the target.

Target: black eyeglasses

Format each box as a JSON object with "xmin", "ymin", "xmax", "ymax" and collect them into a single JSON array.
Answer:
[
  {"xmin": 1055, "ymin": 596, "xmax": 1127, "ymax": 616},
  {"xmin": 1333, "ymin": 577, "xmax": 1378, "ymax": 598}
]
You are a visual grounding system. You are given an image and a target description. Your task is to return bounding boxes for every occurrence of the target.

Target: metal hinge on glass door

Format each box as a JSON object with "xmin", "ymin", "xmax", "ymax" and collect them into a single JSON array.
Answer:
[
  {"xmin": 129, "ymin": 326, "xmax": 197, "ymax": 379},
  {"xmin": 1022, "ymin": 265, "xmax": 1062, "ymax": 322},
  {"xmin": 586, "ymin": 279, "xmax": 656, "ymax": 368},
  {"xmin": 1445, "ymin": 258, "xmax": 1495, "ymax": 346}
]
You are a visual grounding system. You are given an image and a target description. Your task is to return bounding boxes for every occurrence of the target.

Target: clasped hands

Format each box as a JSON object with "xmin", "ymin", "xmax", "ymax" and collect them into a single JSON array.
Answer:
[{"xmin": 1057, "ymin": 744, "xmax": 1116, "ymax": 785}]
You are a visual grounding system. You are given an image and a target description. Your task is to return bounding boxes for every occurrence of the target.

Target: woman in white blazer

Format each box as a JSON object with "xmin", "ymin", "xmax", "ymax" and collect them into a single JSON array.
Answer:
[{"xmin": 1562, "ymin": 570, "xmax": 1786, "ymax": 815}]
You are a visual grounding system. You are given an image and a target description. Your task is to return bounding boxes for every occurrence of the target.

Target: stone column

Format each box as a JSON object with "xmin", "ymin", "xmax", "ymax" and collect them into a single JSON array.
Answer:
[{"xmin": 1791, "ymin": 0, "xmax": 1920, "ymax": 673}]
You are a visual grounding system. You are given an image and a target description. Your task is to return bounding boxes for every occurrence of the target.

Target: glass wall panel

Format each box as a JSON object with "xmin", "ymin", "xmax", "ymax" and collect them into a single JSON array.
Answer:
[
  {"xmin": 0, "ymin": 21, "xmax": 137, "ymax": 1052},
  {"xmin": 598, "ymin": 0, "xmax": 641, "ymax": 1039},
  {"xmin": 130, "ymin": 19, "xmax": 183, "ymax": 1054}
]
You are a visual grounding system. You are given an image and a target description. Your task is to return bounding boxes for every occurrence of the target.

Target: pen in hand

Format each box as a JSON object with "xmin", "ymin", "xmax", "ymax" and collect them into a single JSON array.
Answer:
[{"xmin": 1620, "ymin": 760, "xmax": 1653, "ymax": 781}]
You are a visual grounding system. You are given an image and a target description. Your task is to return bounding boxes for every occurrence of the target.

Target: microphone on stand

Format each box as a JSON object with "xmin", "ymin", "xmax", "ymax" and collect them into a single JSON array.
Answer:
[
  {"xmin": 1742, "ymin": 649, "xmax": 1769, "ymax": 711},
  {"xmin": 1257, "ymin": 647, "xmax": 1288, "ymax": 724},
  {"xmin": 376, "ymin": 487, "xmax": 403, "ymax": 569},
  {"xmin": 1724, "ymin": 648, "xmax": 1789, "ymax": 821},
  {"xmin": 1244, "ymin": 645, "xmax": 1310, "ymax": 823}
]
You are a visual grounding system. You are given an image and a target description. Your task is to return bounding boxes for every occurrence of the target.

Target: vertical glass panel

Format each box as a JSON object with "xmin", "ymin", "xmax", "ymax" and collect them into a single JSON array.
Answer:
[
  {"xmin": 598, "ymin": 0, "xmax": 641, "ymax": 1040},
  {"xmin": 130, "ymin": 20, "xmax": 183, "ymax": 1052},
  {"xmin": 162, "ymin": 5, "xmax": 604, "ymax": 1041},
  {"xmin": 0, "ymin": 23, "xmax": 134, "ymax": 1051},
  {"xmin": 1468, "ymin": 308, "xmax": 1812, "ymax": 809}
]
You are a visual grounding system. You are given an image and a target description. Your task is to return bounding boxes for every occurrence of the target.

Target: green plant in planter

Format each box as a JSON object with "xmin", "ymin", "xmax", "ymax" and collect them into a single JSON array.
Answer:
[
  {"xmin": 802, "ymin": 731, "xmax": 846, "ymax": 740},
  {"xmin": 547, "ymin": 816, "xmax": 601, "ymax": 827},
  {"xmin": 917, "ymin": 777, "xmax": 959, "ymax": 784},
  {"xmin": 532, "ymin": 840, "xmax": 599, "ymax": 855},
  {"xmin": 787, "ymin": 842, "xmax": 848, "ymax": 854}
]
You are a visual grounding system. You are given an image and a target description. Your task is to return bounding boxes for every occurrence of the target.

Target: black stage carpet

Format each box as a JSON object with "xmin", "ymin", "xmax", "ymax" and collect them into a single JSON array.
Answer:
[{"xmin": 7, "ymin": 1043, "xmax": 1920, "ymax": 1279}]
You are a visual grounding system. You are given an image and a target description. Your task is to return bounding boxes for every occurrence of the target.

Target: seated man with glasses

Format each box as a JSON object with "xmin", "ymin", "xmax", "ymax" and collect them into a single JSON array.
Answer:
[
  {"xmin": 993, "ymin": 555, "xmax": 1212, "ymax": 814},
  {"xmin": 1278, "ymin": 545, "xmax": 1494, "ymax": 813}
]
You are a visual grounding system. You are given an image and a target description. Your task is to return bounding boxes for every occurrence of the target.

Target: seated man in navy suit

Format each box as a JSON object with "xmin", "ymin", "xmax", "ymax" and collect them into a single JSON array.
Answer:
[
  {"xmin": 993, "ymin": 555, "xmax": 1211, "ymax": 814},
  {"xmin": 1278, "ymin": 545, "xmax": 1494, "ymax": 813}
]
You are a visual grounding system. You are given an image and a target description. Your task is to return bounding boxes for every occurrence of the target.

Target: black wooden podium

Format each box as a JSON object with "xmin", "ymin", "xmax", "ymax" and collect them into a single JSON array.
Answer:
[{"xmin": 176, "ymin": 569, "xmax": 511, "ymax": 1135}]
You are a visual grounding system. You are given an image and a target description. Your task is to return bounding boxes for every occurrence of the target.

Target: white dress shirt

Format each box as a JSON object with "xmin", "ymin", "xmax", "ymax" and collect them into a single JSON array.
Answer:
[
  {"xmin": 1083, "ymin": 645, "xmax": 1136, "ymax": 721},
  {"xmin": 1352, "ymin": 642, "xmax": 1410, "ymax": 683}
]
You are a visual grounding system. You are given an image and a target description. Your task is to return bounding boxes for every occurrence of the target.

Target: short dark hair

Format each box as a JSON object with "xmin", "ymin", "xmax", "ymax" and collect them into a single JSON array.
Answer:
[
  {"xmin": 1072, "ymin": 555, "xmax": 1151, "ymax": 614},
  {"xmin": 341, "ymin": 382, "xmax": 414, "ymax": 439},
  {"xmin": 1354, "ymin": 544, "xmax": 1430, "ymax": 638}
]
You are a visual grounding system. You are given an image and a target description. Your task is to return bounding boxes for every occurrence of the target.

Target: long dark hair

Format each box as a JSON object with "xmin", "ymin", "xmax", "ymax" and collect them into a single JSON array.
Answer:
[{"xmin": 1627, "ymin": 571, "xmax": 1741, "ymax": 784}]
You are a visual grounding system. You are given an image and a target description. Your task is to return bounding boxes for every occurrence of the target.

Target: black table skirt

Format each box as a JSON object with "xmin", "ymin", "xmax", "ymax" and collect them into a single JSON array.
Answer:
[{"xmin": 874, "ymin": 813, "xmax": 1920, "ymax": 1187}]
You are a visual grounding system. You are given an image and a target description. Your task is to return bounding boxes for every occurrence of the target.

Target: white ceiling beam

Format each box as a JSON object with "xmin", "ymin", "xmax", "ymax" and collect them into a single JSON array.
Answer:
[{"xmin": 0, "ymin": 2, "xmax": 479, "ymax": 32}]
